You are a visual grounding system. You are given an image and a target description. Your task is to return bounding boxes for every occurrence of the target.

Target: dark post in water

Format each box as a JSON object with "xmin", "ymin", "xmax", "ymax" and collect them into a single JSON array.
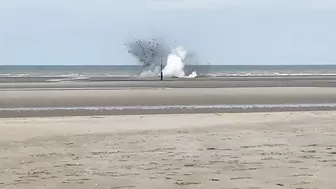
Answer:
[{"xmin": 160, "ymin": 57, "xmax": 163, "ymax": 81}]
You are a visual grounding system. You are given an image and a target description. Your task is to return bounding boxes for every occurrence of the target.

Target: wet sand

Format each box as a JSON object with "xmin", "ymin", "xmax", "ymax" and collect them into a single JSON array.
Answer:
[
  {"xmin": 1, "ymin": 112, "xmax": 336, "ymax": 189},
  {"xmin": 3, "ymin": 87, "xmax": 336, "ymax": 108},
  {"xmin": 2, "ymin": 87, "xmax": 336, "ymax": 117},
  {"xmin": 2, "ymin": 75, "xmax": 336, "ymax": 89}
]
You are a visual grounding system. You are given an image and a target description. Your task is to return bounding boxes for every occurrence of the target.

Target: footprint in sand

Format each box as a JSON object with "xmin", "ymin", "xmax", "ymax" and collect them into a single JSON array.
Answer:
[
  {"xmin": 111, "ymin": 186, "xmax": 135, "ymax": 189},
  {"xmin": 230, "ymin": 176, "xmax": 252, "ymax": 180},
  {"xmin": 174, "ymin": 181, "xmax": 201, "ymax": 186}
]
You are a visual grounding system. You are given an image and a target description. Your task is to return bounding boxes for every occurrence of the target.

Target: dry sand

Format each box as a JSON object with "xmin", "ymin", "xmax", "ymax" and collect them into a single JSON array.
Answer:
[{"xmin": 1, "ymin": 112, "xmax": 336, "ymax": 189}]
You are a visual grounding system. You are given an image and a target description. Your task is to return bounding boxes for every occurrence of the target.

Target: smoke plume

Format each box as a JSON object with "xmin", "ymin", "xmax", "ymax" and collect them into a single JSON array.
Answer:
[
  {"xmin": 126, "ymin": 38, "xmax": 169, "ymax": 70},
  {"xmin": 126, "ymin": 37, "xmax": 197, "ymax": 78}
]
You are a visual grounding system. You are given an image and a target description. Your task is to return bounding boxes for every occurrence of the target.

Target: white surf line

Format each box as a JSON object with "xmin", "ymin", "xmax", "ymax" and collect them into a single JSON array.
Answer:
[{"xmin": 1, "ymin": 103, "xmax": 336, "ymax": 111}]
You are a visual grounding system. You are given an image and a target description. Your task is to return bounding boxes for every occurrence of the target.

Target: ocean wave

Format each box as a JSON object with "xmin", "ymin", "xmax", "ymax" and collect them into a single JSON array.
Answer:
[
  {"xmin": 0, "ymin": 73, "xmax": 31, "ymax": 77},
  {"xmin": 46, "ymin": 76, "xmax": 90, "ymax": 82},
  {"xmin": 206, "ymin": 72, "xmax": 336, "ymax": 77},
  {"xmin": 59, "ymin": 74, "xmax": 85, "ymax": 77}
]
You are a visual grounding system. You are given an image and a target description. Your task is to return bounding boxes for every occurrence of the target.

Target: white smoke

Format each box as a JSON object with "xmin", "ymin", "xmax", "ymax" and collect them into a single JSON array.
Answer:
[
  {"xmin": 140, "ymin": 46, "xmax": 197, "ymax": 78},
  {"xmin": 163, "ymin": 46, "xmax": 197, "ymax": 78}
]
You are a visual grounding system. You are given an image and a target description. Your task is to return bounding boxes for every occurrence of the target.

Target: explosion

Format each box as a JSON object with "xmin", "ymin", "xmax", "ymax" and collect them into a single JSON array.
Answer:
[{"xmin": 126, "ymin": 37, "xmax": 197, "ymax": 78}]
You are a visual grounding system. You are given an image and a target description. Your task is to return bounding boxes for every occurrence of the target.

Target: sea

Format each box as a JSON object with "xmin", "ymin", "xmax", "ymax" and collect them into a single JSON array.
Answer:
[{"xmin": 1, "ymin": 65, "xmax": 336, "ymax": 82}]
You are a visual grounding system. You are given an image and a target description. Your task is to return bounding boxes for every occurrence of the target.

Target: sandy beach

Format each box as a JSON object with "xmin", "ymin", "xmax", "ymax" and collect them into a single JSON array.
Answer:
[
  {"xmin": 1, "ymin": 112, "xmax": 336, "ymax": 189},
  {"xmin": 1, "ymin": 78, "xmax": 336, "ymax": 188}
]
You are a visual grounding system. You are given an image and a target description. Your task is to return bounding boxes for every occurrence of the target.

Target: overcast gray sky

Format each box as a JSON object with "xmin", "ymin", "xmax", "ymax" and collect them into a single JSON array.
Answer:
[{"xmin": 0, "ymin": 0, "xmax": 335, "ymax": 65}]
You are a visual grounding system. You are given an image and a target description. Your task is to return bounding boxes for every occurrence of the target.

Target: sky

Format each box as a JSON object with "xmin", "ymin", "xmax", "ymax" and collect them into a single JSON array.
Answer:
[{"xmin": 0, "ymin": 0, "xmax": 336, "ymax": 65}]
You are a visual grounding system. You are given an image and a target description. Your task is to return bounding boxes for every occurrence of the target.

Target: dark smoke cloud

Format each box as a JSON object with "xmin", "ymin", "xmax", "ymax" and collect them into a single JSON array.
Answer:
[{"xmin": 125, "ymin": 38, "xmax": 170, "ymax": 71}]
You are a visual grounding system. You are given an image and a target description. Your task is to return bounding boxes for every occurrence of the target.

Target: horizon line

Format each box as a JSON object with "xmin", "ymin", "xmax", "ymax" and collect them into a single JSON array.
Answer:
[{"xmin": 1, "ymin": 64, "xmax": 336, "ymax": 66}]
